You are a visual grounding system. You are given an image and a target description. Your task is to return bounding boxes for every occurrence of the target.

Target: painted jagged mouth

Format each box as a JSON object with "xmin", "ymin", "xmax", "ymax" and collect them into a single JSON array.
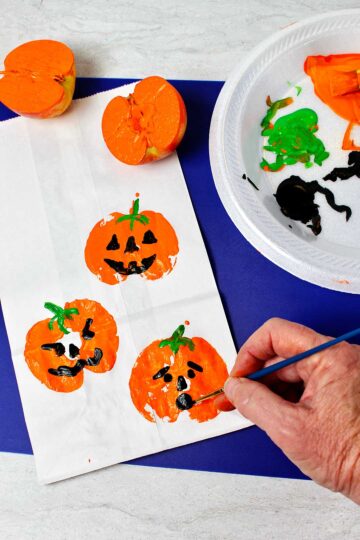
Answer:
[
  {"xmin": 48, "ymin": 347, "xmax": 103, "ymax": 377},
  {"xmin": 104, "ymin": 254, "xmax": 156, "ymax": 275}
]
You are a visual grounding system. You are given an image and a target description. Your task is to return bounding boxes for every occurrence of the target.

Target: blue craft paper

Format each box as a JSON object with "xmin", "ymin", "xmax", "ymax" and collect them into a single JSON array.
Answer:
[{"xmin": 1, "ymin": 77, "xmax": 360, "ymax": 480}]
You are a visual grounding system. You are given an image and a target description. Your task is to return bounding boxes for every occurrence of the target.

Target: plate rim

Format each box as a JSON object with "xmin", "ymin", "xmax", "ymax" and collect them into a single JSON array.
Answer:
[{"xmin": 209, "ymin": 8, "xmax": 360, "ymax": 294}]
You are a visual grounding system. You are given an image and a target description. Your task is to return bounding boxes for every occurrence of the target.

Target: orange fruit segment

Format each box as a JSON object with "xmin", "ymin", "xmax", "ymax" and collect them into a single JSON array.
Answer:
[
  {"xmin": 0, "ymin": 39, "xmax": 75, "ymax": 118},
  {"xmin": 101, "ymin": 96, "xmax": 148, "ymax": 165},
  {"xmin": 102, "ymin": 75, "xmax": 187, "ymax": 165}
]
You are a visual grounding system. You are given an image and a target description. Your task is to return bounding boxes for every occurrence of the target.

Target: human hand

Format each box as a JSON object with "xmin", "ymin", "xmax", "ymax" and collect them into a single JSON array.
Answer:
[{"xmin": 216, "ymin": 318, "xmax": 360, "ymax": 504}]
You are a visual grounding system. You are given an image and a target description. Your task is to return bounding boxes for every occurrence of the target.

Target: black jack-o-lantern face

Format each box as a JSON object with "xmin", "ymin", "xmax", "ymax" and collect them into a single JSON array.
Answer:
[
  {"xmin": 84, "ymin": 196, "xmax": 179, "ymax": 285},
  {"xmin": 41, "ymin": 317, "xmax": 103, "ymax": 378},
  {"xmin": 24, "ymin": 299, "xmax": 119, "ymax": 392},
  {"xmin": 104, "ymin": 228, "xmax": 158, "ymax": 276},
  {"xmin": 129, "ymin": 324, "xmax": 229, "ymax": 423}
]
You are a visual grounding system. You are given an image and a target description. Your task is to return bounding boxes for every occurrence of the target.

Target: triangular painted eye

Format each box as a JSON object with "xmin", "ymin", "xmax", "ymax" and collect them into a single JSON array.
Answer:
[
  {"xmin": 106, "ymin": 234, "xmax": 120, "ymax": 250},
  {"xmin": 143, "ymin": 230, "xmax": 157, "ymax": 244}
]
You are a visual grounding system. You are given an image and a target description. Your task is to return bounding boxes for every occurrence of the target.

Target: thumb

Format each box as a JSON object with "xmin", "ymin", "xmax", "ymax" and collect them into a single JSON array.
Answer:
[{"xmin": 224, "ymin": 377, "xmax": 299, "ymax": 447}]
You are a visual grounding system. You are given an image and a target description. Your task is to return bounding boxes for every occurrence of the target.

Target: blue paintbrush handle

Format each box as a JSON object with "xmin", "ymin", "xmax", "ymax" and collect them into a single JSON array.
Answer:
[
  {"xmin": 247, "ymin": 327, "xmax": 360, "ymax": 381},
  {"xmin": 194, "ymin": 327, "xmax": 360, "ymax": 405}
]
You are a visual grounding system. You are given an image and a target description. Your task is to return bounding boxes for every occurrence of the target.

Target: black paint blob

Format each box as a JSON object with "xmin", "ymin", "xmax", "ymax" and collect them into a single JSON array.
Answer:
[
  {"xmin": 323, "ymin": 151, "xmax": 360, "ymax": 182},
  {"xmin": 153, "ymin": 365, "xmax": 170, "ymax": 380},
  {"xmin": 274, "ymin": 175, "xmax": 352, "ymax": 235},
  {"xmin": 124, "ymin": 235, "xmax": 139, "ymax": 253},
  {"xmin": 82, "ymin": 318, "xmax": 95, "ymax": 340},
  {"xmin": 176, "ymin": 393, "xmax": 194, "ymax": 411},
  {"xmin": 41, "ymin": 342, "xmax": 65, "ymax": 356},
  {"xmin": 187, "ymin": 361, "xmax": 203, "ymax": 372},
  {"xmin": 177, "ymin": 375, "xmax": 187, "ymax": 391},
  {"xmin": 69, "ymin": 344, "xmax": 80, "ymax": 358}
]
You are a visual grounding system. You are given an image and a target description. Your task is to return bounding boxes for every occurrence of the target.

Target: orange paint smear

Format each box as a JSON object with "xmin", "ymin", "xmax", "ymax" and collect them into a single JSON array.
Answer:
[
  {"xmin": 24, "ymin": 299, "xmax": 119, "ymax": 392},
  {"xmin": 304, "ymin": 54, "xmax": 360, "ymax": 150},
  {"xmin": 129, "ymin": 337, "xmax": 228, "ymax": 423},
  {"xmin": 102, "ymin": 75, "xmax": 187, "ymax": 165},
  {"xmin": 85, "ymin": 210, "xmax": 179, "ymax": 285},
  {"xmin": 0, "ymin": 40, "xmax": 75, "ymax": 118}
]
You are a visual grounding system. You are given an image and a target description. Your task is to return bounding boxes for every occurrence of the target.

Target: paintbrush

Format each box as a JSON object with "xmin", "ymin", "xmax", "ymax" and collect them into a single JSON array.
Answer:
[{"xmin": 194, "ymin": 327, "xmax": 360, "ymax": 405}]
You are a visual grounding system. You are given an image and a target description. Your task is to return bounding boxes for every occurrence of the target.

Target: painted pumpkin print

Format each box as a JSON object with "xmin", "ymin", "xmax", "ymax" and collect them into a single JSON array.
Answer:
[
  {"xmin": 129, "ymin": 323, "xmax": 228, "ymax": 423},
  {"xmin": 84, "ymin": 195, "xmax": 179, "ymax": 285},
  {"xmin": 24, "ymin": 299, "xmax": 119, "ymax": 392}
]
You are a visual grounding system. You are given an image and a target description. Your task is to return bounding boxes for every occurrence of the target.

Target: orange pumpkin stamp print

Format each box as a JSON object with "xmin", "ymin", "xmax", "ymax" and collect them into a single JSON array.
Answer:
[
  {"xmin": 84, "ymin": 195, "xmax": 179, "ymax": 284},
  {"xmin": 129, "ymin": 322, "xmax": 229, "ymax": 423},
  {"xmin": 24, "ymin": 299, "xmax": 119, "ymax": 392}
]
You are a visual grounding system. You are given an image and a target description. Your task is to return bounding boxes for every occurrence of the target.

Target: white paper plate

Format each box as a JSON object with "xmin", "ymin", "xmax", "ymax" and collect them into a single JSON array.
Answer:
[{"xmin": 210, "ymin": 9, "xmax": 360, "ymax": 293}]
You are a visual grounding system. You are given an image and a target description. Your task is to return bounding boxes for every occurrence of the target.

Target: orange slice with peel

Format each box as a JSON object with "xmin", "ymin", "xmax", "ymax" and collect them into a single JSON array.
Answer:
[
  {"xmin": 0, "ymin": 39, "xmax": 76, "ymax": 118},
  {"xmin": 102, "ymin": 76, "xmax": 187, "ymax": 165}
]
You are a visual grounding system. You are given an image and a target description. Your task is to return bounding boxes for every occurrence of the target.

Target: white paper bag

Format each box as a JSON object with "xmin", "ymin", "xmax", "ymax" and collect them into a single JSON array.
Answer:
[{"xmin": 0, "ymin": 83, "xmax": 251, "ymax": 483}]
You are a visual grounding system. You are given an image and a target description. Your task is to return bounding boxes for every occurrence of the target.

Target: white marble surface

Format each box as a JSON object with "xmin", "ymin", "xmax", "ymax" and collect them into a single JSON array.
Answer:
[
  {"xmin": 0, "ymin": 453, "xmax": 359, "ymax": 540},
  {"xmin": 0, "ymin": 0, "xmax": 359, "ymax": 81},
  {"xmin": 0, "ymin": 1, "xmax": 360, "ymax": 538}
]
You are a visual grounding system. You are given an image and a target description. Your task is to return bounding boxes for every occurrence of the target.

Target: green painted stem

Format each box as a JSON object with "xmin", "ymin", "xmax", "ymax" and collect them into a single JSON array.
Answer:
[
  {"xmin": 44, "ymin": 302, "xmax": 79, "ymax": 334},
  {"xmin": 159, "ymin": 324, "xmax": 195, "ymax": 355},
  {"xmin": 116, "ymin": 197, "xmax": 150, "ymax": 230}
]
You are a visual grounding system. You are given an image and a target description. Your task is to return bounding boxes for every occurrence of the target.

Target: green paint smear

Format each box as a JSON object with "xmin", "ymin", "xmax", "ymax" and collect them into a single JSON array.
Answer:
[
  {"xmin": 116, "ymin": 197, "xmax": 149, "ymax": 231},
  {"xmin": 286, "ymin": 81, "xmax": 302, "ymax": 96},
  {"xmin": 44, "ymin": 302, "xmax": 79, "ymax": 334},
  {"xmin": 260, "ymin": 99, "xmax": 330, "ymax": 172},
  {"xmin": 159, "ymin": 324, "xmax": 195, "ymax": 355}
]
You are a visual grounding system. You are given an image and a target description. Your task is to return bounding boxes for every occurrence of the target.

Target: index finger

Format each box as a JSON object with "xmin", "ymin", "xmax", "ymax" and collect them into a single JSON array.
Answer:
[{"xmin": 231, "ymin": 318, "xmax": 328, "ymax": 384}]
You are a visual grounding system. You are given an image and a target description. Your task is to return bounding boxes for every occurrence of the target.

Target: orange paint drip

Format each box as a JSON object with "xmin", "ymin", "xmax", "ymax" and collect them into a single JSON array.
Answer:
[{"xmin": 342, "ymin": 122, "xmax": 360, "ymax": 150}]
